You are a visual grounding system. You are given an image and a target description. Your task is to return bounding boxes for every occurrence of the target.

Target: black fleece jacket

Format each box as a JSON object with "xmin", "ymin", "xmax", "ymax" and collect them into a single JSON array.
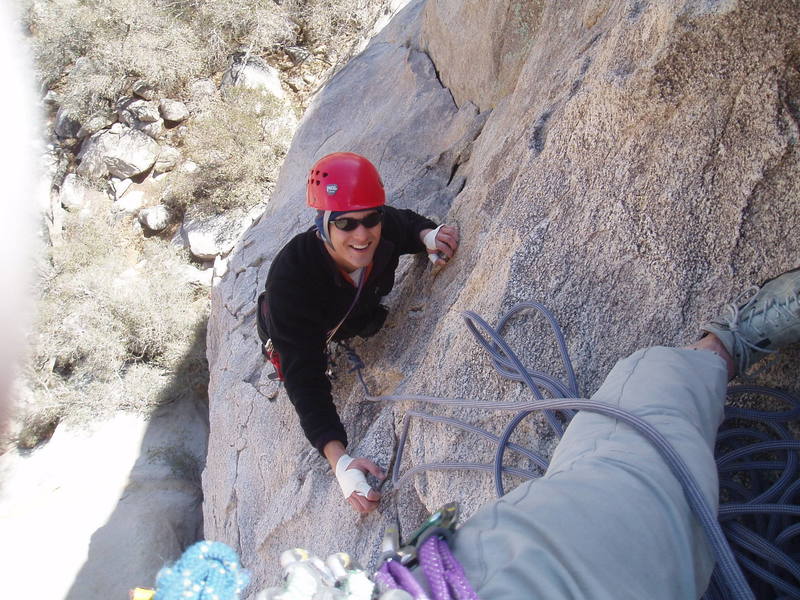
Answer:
[{"xmin": 264, "ymin": 205, "xmax": 436, "ymax": 453}]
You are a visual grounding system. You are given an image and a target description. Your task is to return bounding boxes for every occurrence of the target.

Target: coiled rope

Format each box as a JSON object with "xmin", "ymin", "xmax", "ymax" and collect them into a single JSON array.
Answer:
[
  {"xmin": 154, "ymin": 541, "xmax": 249, "ymax": 600},
  {"xmin": 369, "ymin": 301, "xmax": 800, "ymax": 600}
]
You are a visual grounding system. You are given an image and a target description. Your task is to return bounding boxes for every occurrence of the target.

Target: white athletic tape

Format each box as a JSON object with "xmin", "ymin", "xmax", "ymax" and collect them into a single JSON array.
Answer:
[
  {"xmin": 423, "ymin": 225, "xmax": 444, "ymax": 264},
  {"xmin": 335, "ymin": 454, "xmax": 372, "ymax": 498}
]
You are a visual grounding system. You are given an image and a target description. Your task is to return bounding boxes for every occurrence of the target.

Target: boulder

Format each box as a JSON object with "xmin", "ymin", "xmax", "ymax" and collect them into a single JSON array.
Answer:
[
  {"xmin": 213, "ymin": 255, "xmax": 229, "ymax": 281},
  {"xmin": 59, "ymin": 173, "xmax": 90, "ymax": 210},
  {"xmin": 138, "ymin": 205, "xmax": 171, "ymax": 232},
  {"xmin": 178, "ymin": 263, "xmax": 214, "ymax": 287},
  {"xmin": 114, "ymin": 189, "xmax": 145, "ymax": 213},
  {"xmin": 153, "ymin": 146, "xmax": 181, "ymax": 175},
  {"xmin": 285, "ymin": 46, "xmax": 311, "ymax": 65},
  {"xmin": 126, "ymin": 100, "xmax": 161, "ymax": 123},
  {"xmin": 76, "ymin": 132, "xmax": 109, "ymax": 179},
  {"xmin": 68, "ymin": 56, "xmax": 96, "ymax": 80},
  {"xmin": 77, "ymin": 124, "xmax": 160, "ymax": 179},
  {"xmin": 76, "ymin": 110, "xmax": 117, "ymax": 139},
  {"xmin": 47, "ymin": 187, "xmax": 65, "ymax": 246},
  {"xmin": 54, "ymin": 106, "xmax": 81, "ymax": 138},
  {"xmin": 59, "ymin": 173, "xmax": 108, "ymax": 213},
  {"xmin": 159, "ymin": 99, "xmax": 189, "ymax": 123},
  {"xmin": 202, "ymin": 0, "xmax": 800, "ymax": 588},
  {"xmin": 221, "ymin": 54, "xmax": 285, "ymax": 100},
  {"xmin": 188, "ymin": 78, "xmax": 217, "ymax": 102},
  {"xmin": 43, "ymin": 89, "xmax": 60, "ymax": 109},
  {"xmin": 109, "ymin": 177, "xmax": 132, "ymax": 200},
  {"xmin": 132, "ymin": 79, "xmax": 156, "ymax": 100},
  {"xmin": 118, "ymin": 98, "xmax": 165, "ymax": 139},
  {"xmin": 186, "ymin": 80, "xmax": 219, "ymax": 116},
  {"xmin": 180, "ymin": 160, "xmax": 198, "ymax": 174},
  {"xmin": 179, "ymin": 207, "xmax": 254, "ymax": 261},
  {"xmin": 136, "ymin": 120, "xmax": 164, "ymax": 139}
]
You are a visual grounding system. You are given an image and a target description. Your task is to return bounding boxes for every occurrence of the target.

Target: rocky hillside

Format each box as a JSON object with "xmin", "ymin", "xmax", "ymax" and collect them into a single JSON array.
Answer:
[
  {"xmin": 3, "ymin": 1, "xmax": 393, "ymax": 598},
  {"xmin": 14, "ymin": 0, "xmax": 392, "ymax": 450},
  {"xmin": 203, "ymin": 0, "xmax": 800, "ymax": 593}
]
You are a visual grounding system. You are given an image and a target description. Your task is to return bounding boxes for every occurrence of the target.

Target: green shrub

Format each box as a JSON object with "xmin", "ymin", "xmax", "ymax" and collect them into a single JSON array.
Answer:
[
  {"xmin": 20, "ymin": 0, "xmax": 295, "ymax": 119},
  {"xmin": 164, "ymin": 87, "xmax": 294, "ymax": 214},
  {"xmin": 20, "ymin": 0, "xmax": 388, "ymax": 119},
  {"xmin": 161, "ymin": 0, "xmax": 297, "ymax": 65},
  {"xmin": 284, "ymin": 0, "xmax": 390, "ymax": 61},
  {"xmin": 27, "ymin": 210, "xmax": 208, "ymax": 430},
  {"xmin": 22, "ymin": 0, "xmax": 201, "ymax": 118}
]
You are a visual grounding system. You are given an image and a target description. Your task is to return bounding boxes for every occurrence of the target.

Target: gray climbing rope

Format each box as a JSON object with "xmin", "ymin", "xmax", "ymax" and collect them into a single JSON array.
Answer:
[{"xmin": 369, "ymin": 301, "xmax": 800, "ymax": 599}]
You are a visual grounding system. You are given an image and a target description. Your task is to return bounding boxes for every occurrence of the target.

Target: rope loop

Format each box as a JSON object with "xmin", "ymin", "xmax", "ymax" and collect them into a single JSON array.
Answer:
[{"xmin": 154, "ymin": 541, "xmax": 249, "ymax": 600}]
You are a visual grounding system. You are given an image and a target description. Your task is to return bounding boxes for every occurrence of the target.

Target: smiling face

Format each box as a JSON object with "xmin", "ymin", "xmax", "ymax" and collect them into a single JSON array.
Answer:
[{"xmin": 324, "ymin": 209, "xmax": 382, "ymax": 272}]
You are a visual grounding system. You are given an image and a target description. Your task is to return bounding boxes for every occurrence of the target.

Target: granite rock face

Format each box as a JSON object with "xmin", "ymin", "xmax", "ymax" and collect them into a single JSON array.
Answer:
[{"xmin": 203, "ymin": 0, "xmax": 800, "ymax": 593}]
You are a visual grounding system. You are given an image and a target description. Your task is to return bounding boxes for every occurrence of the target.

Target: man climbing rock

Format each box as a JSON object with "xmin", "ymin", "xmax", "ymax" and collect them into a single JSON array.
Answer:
[{"xmin": 259, "ymin": 152, "xmax": 459, "ymax": 513}]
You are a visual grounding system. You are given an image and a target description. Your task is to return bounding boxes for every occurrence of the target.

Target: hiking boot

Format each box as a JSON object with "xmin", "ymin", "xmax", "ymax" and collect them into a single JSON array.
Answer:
[{"xmin": 702, "ymin": 268, "xmax": 800, "ymax": 375}]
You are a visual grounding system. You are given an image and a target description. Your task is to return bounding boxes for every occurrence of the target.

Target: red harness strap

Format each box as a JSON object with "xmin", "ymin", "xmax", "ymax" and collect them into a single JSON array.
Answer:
[{"xmin": 263, "ymin": 338, "xmax": 284, "ymax": 382}]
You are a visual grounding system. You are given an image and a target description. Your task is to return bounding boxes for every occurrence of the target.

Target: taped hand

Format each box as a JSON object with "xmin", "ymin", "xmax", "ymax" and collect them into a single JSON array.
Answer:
[
  {"xmin": 423, "ymin": 224, "xmax": 460, "ymax": 266},
  {"xmin": 335, "ymin": 454, "xmax": 385, "ymax": 514}
]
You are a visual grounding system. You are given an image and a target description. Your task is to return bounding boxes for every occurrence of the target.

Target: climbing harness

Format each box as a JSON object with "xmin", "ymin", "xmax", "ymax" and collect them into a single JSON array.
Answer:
[
  {"xmin": 321, "ymin": 271, "xmax": 373, "ymax": 396},
  {"xmin": 369, "ymin": 301, "xmax": 800, "ymax": 600},
  {"xmin": 257, "ymin": 265, "xmax": 370, "ymax": 387},
  {"xmin": 263, "ymin": 338, "xmax": 285, "ymax": 382},
  {"xmin": 327, "ymin": 339, "xmax": 371, "ymax": 396},
  {"xmin": 325, "ymin": 269, "xmax": 367, "ymax": 346},
  {"xmin": 257, "ymin": 292, "xmax": 285, "ymax": 383}
]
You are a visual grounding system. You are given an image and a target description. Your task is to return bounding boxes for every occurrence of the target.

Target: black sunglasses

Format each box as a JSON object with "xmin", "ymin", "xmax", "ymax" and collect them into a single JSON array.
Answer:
[{"xmin": 330, "ymin": 209, "xmax": 384, "ymax": 231}]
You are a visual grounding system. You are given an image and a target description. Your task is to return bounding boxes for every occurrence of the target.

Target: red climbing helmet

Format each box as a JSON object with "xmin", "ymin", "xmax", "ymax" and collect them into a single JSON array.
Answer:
[{"xmin": 306, "ymin": 152, "xmax": 385, "ymax": 211}]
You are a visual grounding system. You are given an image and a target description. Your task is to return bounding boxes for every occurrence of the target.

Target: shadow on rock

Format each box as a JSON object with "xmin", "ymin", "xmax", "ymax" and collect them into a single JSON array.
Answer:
[{"xmin": 64, "ymin": 319, "xmax": 210, "ymax": 600}]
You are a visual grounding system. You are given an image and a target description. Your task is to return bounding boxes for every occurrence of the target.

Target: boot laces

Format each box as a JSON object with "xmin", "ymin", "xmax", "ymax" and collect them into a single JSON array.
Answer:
[
  {"xmin": 736, "ymin": 286, "xmax": 800, "ymax": 337},
  {"xmin": 718, "ymin": 284, "xmax": 800, "ymax": 374}
]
